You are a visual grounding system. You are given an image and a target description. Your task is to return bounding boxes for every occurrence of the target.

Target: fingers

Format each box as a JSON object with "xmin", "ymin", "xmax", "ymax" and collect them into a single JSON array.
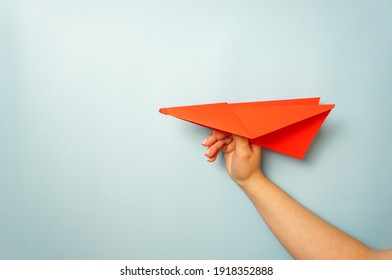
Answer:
[
  {"xmin": 202, "ymin": 131, "xmax": 233, "ymax": 162},
  {"xmin": 205, "ymin": 137, "xmax": 233, "ymax": 162},
  {"xmin": 201, "ymin": 130, "xmax": 228, "ymax": 147},
  {"xmin": 201, "ymin": 131, "xmax": 260, "ymax": 162},
  {"xmin": 223, "ymin": 140, "xmax": 235, "ymax": 153}
]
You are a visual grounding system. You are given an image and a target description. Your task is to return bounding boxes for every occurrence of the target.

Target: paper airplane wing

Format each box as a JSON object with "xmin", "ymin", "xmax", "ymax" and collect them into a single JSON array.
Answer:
[{"xmin": 159, "ymin": 97, "xmax": 335, "ymax": 159}]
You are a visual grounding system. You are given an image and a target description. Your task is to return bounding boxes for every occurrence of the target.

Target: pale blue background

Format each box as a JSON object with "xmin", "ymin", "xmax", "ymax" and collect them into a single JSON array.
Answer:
[{"xmin": 1, "ymin": 0, "xmax": 391, "ymax": 259}]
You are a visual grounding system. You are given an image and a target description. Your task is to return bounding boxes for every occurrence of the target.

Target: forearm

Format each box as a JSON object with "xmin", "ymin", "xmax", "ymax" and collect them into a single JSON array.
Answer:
[
  {"xmin": 203, "ymin": 132, "xmax": 389, "ymax": 259},
  {"xmin": 241, "ymin": 174, "xmax": 372, "ymax": 260}
]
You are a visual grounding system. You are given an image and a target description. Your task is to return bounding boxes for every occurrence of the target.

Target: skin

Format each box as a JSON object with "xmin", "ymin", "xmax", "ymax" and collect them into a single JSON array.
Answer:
[{"xmin": 202, "ymin": 130, "xmax": 392, "ymax": 260}]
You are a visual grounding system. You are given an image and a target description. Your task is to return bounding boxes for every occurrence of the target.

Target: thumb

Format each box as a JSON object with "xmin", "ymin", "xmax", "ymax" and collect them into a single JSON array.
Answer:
[{"xmin": 233, "ymin": 135, "xmax": 252, "ymax": 156}]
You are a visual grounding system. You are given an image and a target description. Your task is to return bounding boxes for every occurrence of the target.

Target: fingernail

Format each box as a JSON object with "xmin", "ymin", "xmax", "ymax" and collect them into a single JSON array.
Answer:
[
  {"xmin": 205, "ymin": 148, "xmax": 210, "ymax": 155},
  {"xmin": 201, "ymin": 138, "xmax": 207, "ymax": 145}
]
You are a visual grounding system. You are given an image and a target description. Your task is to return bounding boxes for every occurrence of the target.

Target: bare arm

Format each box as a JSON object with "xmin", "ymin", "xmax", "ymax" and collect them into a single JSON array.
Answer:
[{"xmin": 203, "ymin": 131, "xmax": 392, "ymax": 260}]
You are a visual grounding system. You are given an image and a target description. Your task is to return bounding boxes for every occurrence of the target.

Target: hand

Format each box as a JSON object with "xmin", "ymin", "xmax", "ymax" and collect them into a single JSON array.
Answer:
[{"xmin": 202, "ymin": 131, "xmax": 264, "ymax": 188}]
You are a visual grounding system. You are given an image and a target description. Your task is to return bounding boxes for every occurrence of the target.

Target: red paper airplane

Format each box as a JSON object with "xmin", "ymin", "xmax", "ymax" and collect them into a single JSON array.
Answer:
[{"xmin": 159, "ymin": 97, "xmax": 335, "ymax": 159}]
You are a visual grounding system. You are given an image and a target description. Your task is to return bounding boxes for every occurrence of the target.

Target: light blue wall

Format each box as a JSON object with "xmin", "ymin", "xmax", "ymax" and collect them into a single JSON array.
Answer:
[{"xmin": 1, "ymin": 0, "xmax": 391, "ymax": 259}]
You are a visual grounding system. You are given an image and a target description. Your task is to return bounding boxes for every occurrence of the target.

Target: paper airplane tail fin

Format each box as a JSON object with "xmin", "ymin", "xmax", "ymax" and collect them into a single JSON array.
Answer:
[{"xmin": 251, "ymin": 110, "xmax": 332, "ymax": 159}]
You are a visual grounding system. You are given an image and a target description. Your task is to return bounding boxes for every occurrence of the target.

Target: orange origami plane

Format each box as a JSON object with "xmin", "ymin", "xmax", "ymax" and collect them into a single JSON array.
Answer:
[{"xmin": 159, "ymin": 97, "xmax": 335, "ymax": 159}]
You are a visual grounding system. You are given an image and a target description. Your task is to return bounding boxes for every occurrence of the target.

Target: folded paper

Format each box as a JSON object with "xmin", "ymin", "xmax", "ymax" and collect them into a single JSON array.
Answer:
[{"xmin": 159, "ymin": 97, "xmax": 335, "ymax": 159}]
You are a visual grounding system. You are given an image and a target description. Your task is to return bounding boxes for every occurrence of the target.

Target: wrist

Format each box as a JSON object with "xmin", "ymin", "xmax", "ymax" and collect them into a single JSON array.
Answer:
[{"xmin": 236, "ymin": 171, "xmax": 267, "ymax": 191}]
